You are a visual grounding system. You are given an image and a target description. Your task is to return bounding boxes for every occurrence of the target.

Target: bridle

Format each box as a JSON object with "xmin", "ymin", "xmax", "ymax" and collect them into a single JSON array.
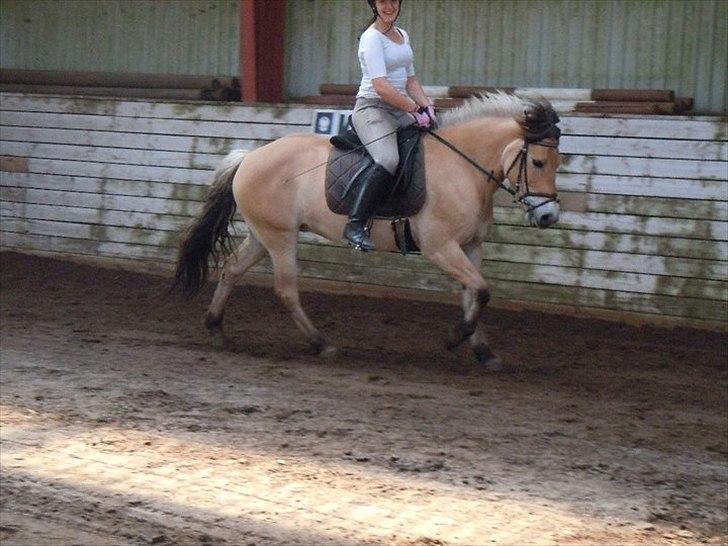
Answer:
[
  {"xmin": 426, "ymin": 129, "xmax": 560, "ymax": 212},
  {"xmin": 503, "ymin": 139, "xmax": 560, "ymax": 213}
]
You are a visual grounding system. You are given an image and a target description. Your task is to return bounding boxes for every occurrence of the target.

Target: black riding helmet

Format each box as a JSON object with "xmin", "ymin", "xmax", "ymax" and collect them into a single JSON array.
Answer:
[{"xmin": 366, "ymin": 0, "xmax": 403, "ymax": 18}]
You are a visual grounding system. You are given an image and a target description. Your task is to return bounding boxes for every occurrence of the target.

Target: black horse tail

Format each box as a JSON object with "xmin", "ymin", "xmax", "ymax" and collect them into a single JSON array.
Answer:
[{"xmin": 171, "ymin": 149, "xmax": 247, "ymax": 296}]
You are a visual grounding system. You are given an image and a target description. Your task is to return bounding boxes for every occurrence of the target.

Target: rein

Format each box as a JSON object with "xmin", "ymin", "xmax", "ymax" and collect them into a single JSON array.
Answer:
[{"xmin": 426, "ymin": 128, "xmax": 559, "ymax": 211}]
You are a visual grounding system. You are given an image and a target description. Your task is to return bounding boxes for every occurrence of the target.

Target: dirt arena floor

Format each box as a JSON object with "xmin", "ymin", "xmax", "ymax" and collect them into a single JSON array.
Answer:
[{"xmin": 0, "ymin": 251, "xmax": 726, "ymax": 545}]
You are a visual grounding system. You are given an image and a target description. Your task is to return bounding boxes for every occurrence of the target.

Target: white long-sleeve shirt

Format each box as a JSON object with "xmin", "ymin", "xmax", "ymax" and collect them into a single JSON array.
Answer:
[{"xmin": 356, "ymin": 26, "xmax": 415, "ymax": 99}]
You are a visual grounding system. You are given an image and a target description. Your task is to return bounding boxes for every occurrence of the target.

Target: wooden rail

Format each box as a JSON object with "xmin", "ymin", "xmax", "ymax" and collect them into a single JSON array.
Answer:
[{"xmin": 0, "ymin": 93, "xmax": 726, "ymax": 327}]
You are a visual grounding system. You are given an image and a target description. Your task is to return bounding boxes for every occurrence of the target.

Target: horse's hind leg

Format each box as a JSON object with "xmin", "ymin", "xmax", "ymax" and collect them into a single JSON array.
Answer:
[
  {"xmin": 461, "ymin": 243, "xmax": 502, "ymax": 370},
  {"xmin": 205, "ymin": 233, "xmax": 266, "ymax": 346},
  {"xmin": 266, "ymin": 235, "xmax": 335, "ymax": 357}
]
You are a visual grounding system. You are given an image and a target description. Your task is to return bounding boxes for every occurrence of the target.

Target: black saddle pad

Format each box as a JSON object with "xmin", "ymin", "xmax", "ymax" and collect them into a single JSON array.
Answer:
[{"xmin": 325, "ymin": 125, "xmax": 426, "ymax": 218}]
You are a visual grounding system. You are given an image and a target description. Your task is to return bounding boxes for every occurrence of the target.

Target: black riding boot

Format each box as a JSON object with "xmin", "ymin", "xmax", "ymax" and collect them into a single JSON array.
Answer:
[{"xmin": 343, "ymin": 162, "xmax": 392, "ymax": 251}]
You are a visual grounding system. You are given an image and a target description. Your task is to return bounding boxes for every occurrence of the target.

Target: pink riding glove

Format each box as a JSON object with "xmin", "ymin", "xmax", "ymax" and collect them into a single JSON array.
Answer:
[
  {"xmin": 425, "ymin": 105, "xmax": 438, "ymax": 127},
  {"xmin": 411, "ymin": 108, "xmax": 431, "ymax": 128}
]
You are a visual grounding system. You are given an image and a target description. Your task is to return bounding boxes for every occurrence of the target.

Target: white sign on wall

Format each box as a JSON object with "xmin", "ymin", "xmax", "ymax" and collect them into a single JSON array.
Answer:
[{"xmin": 312, "ymin": 109, "xmax": 353, "ymax": 135}]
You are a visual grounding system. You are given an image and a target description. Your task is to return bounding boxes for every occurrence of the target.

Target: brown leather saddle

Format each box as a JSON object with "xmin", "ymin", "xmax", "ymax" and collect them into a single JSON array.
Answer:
[{"xmin": 325, "ymin": 124, "xmax": 426, "ymax": 220}]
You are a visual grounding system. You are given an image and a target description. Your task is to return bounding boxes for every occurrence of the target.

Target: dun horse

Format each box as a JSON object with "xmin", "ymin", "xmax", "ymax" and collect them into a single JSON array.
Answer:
[{"xmin": 173, "ymin": 92, "xmax": 562, "ymax": 366}]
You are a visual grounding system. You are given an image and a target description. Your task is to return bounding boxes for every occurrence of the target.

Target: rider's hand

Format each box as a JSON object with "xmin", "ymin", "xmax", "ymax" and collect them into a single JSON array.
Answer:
[
  {"xmin": 411, "ymin": 108, "xmax": 431, "ymax": 128},
  {"xmin": 425, "ymin": 105, "xmax": 438, "ymax": 127}
]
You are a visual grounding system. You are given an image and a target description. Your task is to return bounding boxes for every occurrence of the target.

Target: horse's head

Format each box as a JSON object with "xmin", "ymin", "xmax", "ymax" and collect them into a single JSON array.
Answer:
[
  {"xmin": 438, "ymin": 91, "xmax": 563, "ymax": 228},
  {"xmin": 500, "ymin": 98, "xmax": 562, "ymax": 229}
]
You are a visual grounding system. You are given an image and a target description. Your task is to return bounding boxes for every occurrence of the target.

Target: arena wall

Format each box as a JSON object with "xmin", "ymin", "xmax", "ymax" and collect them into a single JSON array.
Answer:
[{"xmin": 1, "ymin": 93, "xmax": 726, "ymax": 328}]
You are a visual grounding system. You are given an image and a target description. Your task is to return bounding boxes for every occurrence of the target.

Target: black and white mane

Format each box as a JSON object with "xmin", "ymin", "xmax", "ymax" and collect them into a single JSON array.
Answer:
[{"xmin": 440, "ymin": 91, "xmax": 561, "ymax": 143}]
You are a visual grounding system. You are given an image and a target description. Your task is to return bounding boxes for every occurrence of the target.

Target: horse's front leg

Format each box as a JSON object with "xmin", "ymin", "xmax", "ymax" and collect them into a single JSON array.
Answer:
[
  {"xmin": 462, "ymin": 241, "xmax": 502, "ymax": 370},
  {"xmin": 423, "ymin": 240, "xmax": 491, "ymax": 351}
]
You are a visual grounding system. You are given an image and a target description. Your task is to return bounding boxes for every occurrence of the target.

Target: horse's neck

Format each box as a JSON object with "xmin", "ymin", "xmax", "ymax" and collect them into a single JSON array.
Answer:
[{"xmin": 439, "ymin": 117, "xmax": 521, "ymax": 178}]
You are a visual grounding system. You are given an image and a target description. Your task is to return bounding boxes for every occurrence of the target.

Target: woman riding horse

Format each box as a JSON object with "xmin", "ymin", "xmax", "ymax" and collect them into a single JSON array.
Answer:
[
  {"xmin": 172, "ymin": 90, "xmax": 562, "ymax": 366},
  {"xmin": 345, "ymin": 0, "xmax": 436, "ymax": 251}
]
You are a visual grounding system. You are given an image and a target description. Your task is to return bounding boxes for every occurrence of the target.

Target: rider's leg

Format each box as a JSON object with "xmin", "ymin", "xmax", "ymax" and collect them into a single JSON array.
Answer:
[
  {"xmin": 344, "ymin": 99, "xmax": 404, "ymax": 251},
  {"xmin": 342, "ymin": 162, "xmax": 393, "ymax": 251}
]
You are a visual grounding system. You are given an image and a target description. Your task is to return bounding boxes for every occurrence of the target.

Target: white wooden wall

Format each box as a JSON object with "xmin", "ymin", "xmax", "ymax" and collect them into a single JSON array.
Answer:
[{"xmin": 1, "ymin": 93, "xmax": 726, "ymax": 327}]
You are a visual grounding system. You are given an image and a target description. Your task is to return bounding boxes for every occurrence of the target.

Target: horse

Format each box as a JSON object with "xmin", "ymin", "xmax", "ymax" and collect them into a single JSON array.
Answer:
[{"xmin": 172, "ymin": 92, "xmax": 562, "ymax": 367}]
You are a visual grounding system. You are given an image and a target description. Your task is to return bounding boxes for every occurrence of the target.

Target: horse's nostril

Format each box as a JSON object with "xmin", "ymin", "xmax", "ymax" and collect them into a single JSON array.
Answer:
[{"xmin": 538, "ymin": 213, "xmax": 554, "ymax": 228}]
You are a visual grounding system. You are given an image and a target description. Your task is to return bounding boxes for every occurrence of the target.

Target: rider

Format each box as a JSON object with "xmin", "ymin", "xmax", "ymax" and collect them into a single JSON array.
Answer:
[{"xmin": 343, "ymin": 0, "xmax": 436, "ymax": 251}]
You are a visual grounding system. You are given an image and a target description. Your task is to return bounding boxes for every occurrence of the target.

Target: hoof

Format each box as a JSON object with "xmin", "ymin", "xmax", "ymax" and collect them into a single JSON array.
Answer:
[
  {"xmin": 474, "ymin": 344, "xmax": 503, "ymax": 371},
  {"xmin": 318, "ymin": 345, "xmax": 338, "ymax": 358},
  {"xmin": 209, "ymin": 330, "xmax": 233, "ymax": 350},
  {"xmin": 480, "ymin": 355, "xmax": 503, "ymax": 371},
  {"xmin": 312, "ymin": 336, "xmax": 337, "ymax": 357}
]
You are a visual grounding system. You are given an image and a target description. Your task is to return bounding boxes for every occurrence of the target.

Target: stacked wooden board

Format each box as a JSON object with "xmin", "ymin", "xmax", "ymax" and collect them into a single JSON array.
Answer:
[
  {"xmin": 303, "ymin": 84, "xmax": 695, "ymax": 115},
  {"xmin": 0, "ymin": 69, "xmax": 241, "ymax": 101},
  {"xmin": 0, "ymin": 93, "xmax": 726, "ymax": 327}
]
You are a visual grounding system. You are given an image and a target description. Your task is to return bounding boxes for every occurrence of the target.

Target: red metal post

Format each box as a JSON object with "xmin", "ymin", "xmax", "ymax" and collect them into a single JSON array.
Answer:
[{"xmin": 240, "ymin": 0, "xmax": 285, "ymax": 103}]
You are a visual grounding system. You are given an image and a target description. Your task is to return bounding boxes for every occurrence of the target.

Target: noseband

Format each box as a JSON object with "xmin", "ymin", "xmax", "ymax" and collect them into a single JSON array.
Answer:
[{"xmin": 504, "ymin": 139, "xmax": 560, "ymax": 212}]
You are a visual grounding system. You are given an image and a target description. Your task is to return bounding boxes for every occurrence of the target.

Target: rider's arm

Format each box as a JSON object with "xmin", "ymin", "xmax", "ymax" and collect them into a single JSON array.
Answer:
[
  {"xmin": 405, "ymin": 76, "xmax": 432, "ymax": 108},
  {"xmin": 372, "ymin": 76, "xmax": 419, "ymax": 113}
]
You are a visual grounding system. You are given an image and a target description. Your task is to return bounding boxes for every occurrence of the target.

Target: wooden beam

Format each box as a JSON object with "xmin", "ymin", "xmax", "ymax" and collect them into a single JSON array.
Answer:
[{"xmin": 240, "ymin": 0, "xmax": 285, "ymax": 103}]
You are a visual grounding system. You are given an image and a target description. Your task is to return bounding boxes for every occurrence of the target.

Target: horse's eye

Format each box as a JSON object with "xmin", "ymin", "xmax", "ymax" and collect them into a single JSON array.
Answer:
[{"xmin": 532, "ymin": 159, "xmax": 545, "ymax": 168}]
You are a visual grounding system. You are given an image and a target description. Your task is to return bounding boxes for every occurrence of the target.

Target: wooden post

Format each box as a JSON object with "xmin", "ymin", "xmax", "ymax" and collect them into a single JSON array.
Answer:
[{"xmin": 240, "ymin": 0, "xmax": 285, "ymax": 103}]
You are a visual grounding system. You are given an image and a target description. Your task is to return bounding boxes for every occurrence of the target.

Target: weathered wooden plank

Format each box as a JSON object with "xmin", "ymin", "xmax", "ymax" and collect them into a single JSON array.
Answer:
[
  {"xmin": 560, "ymin": 116, "xmax": 728, "ymax": 141},
  {"xmin": 581, "ymin": 193, "xmax": 727, "ymax": 221},
  {"xmin": 482, "ymin": 242, "xmax": 727, "ymax": 282},
  {"xmin": 4, "ymin": 94, "xmax": 726, "ymax": 141},
  {"xmin": 5, "ymin": 215, "xmax": 726, "ymax": 301},
  {"xmin": 3, "ymin": 184, "xmax": 727, "ymax": 243},
  {"xmin": 293, "ymin": 242, "xmax": 726, "ymax": 301},
  {"xmin": 4, "ymin": 202, "xmax": 726, "ymax": 275},
  {"xmin": 0, "ymin": 111, "xmax": 310, "ymax": 140},
  {"xmin": 0, "ymin": 187, "xmax": 203, "ymax": 216},
  {"xmin": 3, "ymin": 221, "xmax": 726, "ymax": 309},
  {"xmin": 5, "ymin": 110, "xmax": 727, "ymax": 164},
  {"xmin": 488, "ymin": 224, "xmax": 727, "ymax": 262},
  {"xmin": 2, "ymin": 172, "xmax": 209, "ymax": 201},
  {"xmin": 0, "ymin": 126, "xmax": 262, "ymax": 155},
  {"xmin": 0, "ymin": 202, "xmax": 193, "ymax": 232},
  {"xmin": 559, "ymin": 153, "xmax": 726, "ymax": 180},
  {"xmin": 6, "ymin": 162, "xmax": 728, "ymax": 204},
  {"xmin": 3, "ymin": 199, "xmax": 724, "ymax": 262},
  {"xmin": 494, "ymin": 189, "xmax": 728, "ymax": 221},
  {"xmin": 3, "ymin": 170, "xmax": 725, "ymax": 219},
  {"xmin": 0, "ymin": 141, "xmax": 227, "ymax": 171},
  {"xmin": 3, "ymin": 231, "xmax": 724, "ymax": 323},
  {"xmin": 557, "ymin": 173, "xmax": 727, "ymax": 200},
  {"xmin": 1, "ymin": 217, "xmax": 179, "ymax": 249},
  {"xmin": 2, "ymin": 127, "xmax": 728, "ymax": 187},
  {"xmin": 5, "ymin": 142, "xmax": 724, "ymax": 206},
  {"xmin": 493, "ymin": 209, "xmax": 728, "ymax": 241},
  {"xmin": 0, "ymin": 155, "xmax": 28, "ymax": 172},
  {"xmin": 560, "ymin": 135, "xmax": 727, "ymax": 161},
  {"xmin": 22, "ymin": 157, "xmax": 211, "ymax": 184},
  {"xmin": 0, "ymin": 93, "xmax": 314, "ymax": 125},
  {"xmin": 0, "ymin": 184, "xmax": 714, "ymax": 240},
  {"xmin": 6, "ymin": 134, "xmax": 725, "ymax": 181}
]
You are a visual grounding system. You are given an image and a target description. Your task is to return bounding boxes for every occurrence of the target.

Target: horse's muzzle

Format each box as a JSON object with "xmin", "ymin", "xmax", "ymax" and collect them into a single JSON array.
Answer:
[{"xmin": 522, "ymin": 195, "xmax": 560, "ymax": 229}]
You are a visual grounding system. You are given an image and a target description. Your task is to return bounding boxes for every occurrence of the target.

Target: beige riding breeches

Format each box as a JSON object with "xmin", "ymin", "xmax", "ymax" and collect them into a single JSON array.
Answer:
[{"xmin": 351, "ymin": 97, "xmax": 413, "ymax": 175}]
